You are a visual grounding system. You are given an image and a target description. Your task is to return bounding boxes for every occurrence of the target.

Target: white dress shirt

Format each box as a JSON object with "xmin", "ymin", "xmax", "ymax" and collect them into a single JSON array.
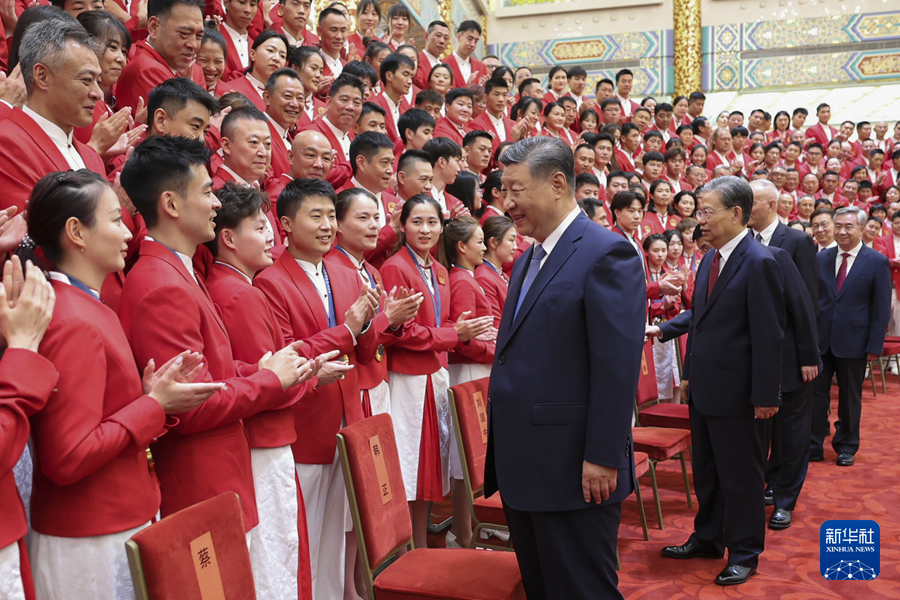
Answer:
[
  {"xmin": 303, "ymin": 94, "xmax": 315, "ymax": 121},
  {"xmin": 297, "ymin": 258, "xmax": 330, "ymax": 316},
  {"xmin": 422, "ymin": 50, "xmax": 440, "ymax": 70},
  {"xmin": 23, "ymin": 106, "xmax": 86, "ymax": 170},
  {"xmin": 246, "ymin": 73, "xmax": 266, "ymax": 102},
  {"xmin": 453, "ymin": 51, "xmax": 472, "ymax": 83},
  {"xmin": 410, "ymin": 248, "xmax": 435, "ymax": 295},
  {"xmin": 383, "ymin": 93, "xmax": 401, "ymax": 137},
  {"xmin": 341, "ymin": 248, "xmax": 373, "ymax": 287},
  {"xmin": 222, "ymin": 23, "xmax": 249, "ymax": 68},
  {"xmin": 753, "ymin": 218, "xmax": 779, "ymax": 246},
  {"xmin": 219, "ymin": 164, "xmax": 251, "ymax": 185},
  {"xmin": 431, "ymin": 186, "xmax": 448, "ymax": 216},
  {"xmin": 146, "ymin": 237, "xmax": 197, "ymax": 283},
  {"xmin": 487, "ymin": 112, "xmax": 507, "ymax": 142},
  {"xmin": 835, "ymin": 241, "xmax": 863, "ymax": 277},
  {"xmin": 322, "ymin": 52, "xmax": 343, "ymax": 76},
  {"xmin": 821, "ymin": 123, "xmax": 832, "ymax": 141},
  {"xmin": 268, "ymin": 115, "xmax": 292, "ymax": 151},
  {"xmin": 818, "ymin": 240, "xmax": 837, "ymax": 253},
  {"xmin": 537, "ymin": 206, "xmax": 581, "ymax": 268},
  {"xmin": 322, "ymin": 116, "xmax": 351, "ymax": 158},
  {"xmin": 616, "ymin": 94, "xmax": 633, "ymax": 117},
  {"xmin": 716, "ymin": 228, "xmax": 749, "ymax": 274}
]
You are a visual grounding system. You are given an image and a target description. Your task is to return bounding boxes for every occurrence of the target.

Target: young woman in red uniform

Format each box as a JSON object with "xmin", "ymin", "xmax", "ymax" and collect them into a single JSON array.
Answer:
[
  {"xmin": 379, "ymin": 195, "xmax": 493, "ymax": 550},
  {"xmin": 475, "ymin": 215, "xmax": 516, "ymax": 329},
  {"xmin": 218, "ymin": 31, "xmax": 289, "ymax": 112},
  {"xmin": 348, "ymin": 0, "xmax": 382, "ymax": 58},
  {"xmin": 641, "ymin": 179, "xmax": 680, "ymax": 238},
  {"xmin": 643, "ymin": 233, "xmax": 681, "ymax": 404},
  {"xmin": 25, "ymin": 170, "xmax": 223, "ymax": 600},
  {"xmin": 0, "ymin": 257, "xmax": 57, "ymax": 600}
]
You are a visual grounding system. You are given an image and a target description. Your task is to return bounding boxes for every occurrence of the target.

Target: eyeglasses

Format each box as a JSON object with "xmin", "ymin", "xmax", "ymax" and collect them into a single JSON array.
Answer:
[{"xmin": 695, "ymin": 206, "xmax": 730, "ymax": 221}]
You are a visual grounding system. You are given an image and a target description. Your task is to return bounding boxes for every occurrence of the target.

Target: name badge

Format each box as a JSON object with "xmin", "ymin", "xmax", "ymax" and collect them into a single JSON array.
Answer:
[
  {"xmin": 190, "ymin": 532, "xmax": 226, "ymax": 600},
  {"xmin": 369, "ymin": 434, "xmax": 393, "ymax": 504}
]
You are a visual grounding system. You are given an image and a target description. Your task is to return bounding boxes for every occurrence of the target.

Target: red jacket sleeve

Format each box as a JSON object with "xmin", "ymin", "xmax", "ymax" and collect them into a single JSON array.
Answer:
[
  {"xmin": 448, "ymin": 278, "xmax": 495, "ymax": 363},
  {"xmin": 380, "ymin": 262, "xmax": 459, "ymax": 352},
  {"xmin": 0, "ymin": 349, "xmax": 57, "ymax": 475}
]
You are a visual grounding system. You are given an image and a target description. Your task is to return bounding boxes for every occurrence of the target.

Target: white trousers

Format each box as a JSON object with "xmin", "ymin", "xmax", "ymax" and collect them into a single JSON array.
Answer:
[
  {"xmin": 0, "ymin": 542, "xmax": 25, "ymax": 600},
  {"xmin": 30, "ymin": 521, "xmax": 150, "ymax": 600},
  {"xmin": 889, "ymin": 288, "xmax": 900, "ymax": 336},
  {"xmin": 447, "ymin": 363, "xmax": 492, "ymax": 480},
  {"xmin": 296, "ymin": 454, "xmax": 348, "ymax": 600},
  {"xmin": 363, "ymin": 379, "xmax": 391, "ymax": 417},
  {"xmin": 250, "ymin": 446, "xmax": 300, "ymax": 600}
]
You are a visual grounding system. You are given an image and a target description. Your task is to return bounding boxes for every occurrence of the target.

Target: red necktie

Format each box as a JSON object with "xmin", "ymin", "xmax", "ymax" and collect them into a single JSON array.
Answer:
[
  {"xmin": 836, "ymin": 252, "xmax": 850, "ymax": 291},
  {"xmin": 707, "ymin": 252, "xmax": 721, "ymax": 300}
]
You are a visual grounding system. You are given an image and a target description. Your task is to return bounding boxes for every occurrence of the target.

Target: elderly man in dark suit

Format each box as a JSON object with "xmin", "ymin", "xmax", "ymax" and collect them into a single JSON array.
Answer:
[
  {"xmin": 811, "ymin": 207, "xmax": 891, "ymax": 466},
  {"xmin": 659, "ymin": 176, "xmax": 785, "ymax": 586},
  {"xmin": 484, "ymin": 137, "xmax": 646, "ymax": 600}
]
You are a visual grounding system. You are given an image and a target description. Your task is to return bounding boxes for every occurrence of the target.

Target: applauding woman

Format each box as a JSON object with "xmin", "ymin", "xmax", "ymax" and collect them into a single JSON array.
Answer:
[
  {"xmin": 25, "ymin": 171, "xmax": 224, "ymax": 600},
  {"xmin": 475, "ymin": 215, "xmax": 515, "ymax": 328}
]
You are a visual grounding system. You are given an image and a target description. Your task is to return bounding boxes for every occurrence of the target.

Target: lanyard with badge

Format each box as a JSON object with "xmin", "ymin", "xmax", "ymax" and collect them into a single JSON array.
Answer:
[{"xmin": 406, "ymin": 245, "xmax": 441, "ymax": 325}]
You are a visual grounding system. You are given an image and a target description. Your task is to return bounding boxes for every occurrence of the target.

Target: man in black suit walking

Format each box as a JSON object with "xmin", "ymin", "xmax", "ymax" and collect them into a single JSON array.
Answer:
[
  {"xmin": 659, "ymin": 177, "xmax": 785, "ymax": 586},
  {"xmin": 748, "ymin": 179, "xmax": 821, "ymax": 530},
  {"xmin": 811, "ymin": 207, "xmax": 891, "ymax": 466}
]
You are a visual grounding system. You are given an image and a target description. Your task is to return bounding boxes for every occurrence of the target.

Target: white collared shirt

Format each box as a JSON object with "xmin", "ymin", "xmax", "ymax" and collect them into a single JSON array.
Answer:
[
  {"xmin": 487, "ymin": 111, "xmax": 506, "ymax": 142},
  {"xmin": 821, "ymin": 123, "xmax": 832, "ymax": 141},
  {"xmin": 616, "ymin": 94, "xmax": 632, "ymax": 117},
  {"xmin": 537, "ymin": 205, "xmax": 581, "ymax": 268},
  {"xmin": 893, "ymin": 235, "xmax": 900, "ymax": 258},
  {"xmin": 146, "ymin": 236, "xmax": 197, "ymax": 283},
  {"xmin": 453, "ymin": 51, "xmax": 472, "ymax": 83},
  {"xmin": 431, "ymin": 186, "xmax": 448, "ymax": 216},
  {"xmin": 48, "ymin": 271, "xmax": 100, "ymax": 299},
  {"xmin": 818, "ymin": 240, "xmax": 837, "ymax": 253},
  {"xmin": 716, "ymin": 227, "xmax": 749, "ymax": 274},
  {"xmin": 268, "ymin": 114, "xmax": 292, "ymax": 151},
  {"xmin": 322, "ymin": 51, "xmax": 343, "ymax": 76},
  {"xmin": 322, "ymin": 116, "xmax": 351, "ymax": 158},
  {"xmin": 667, "ymin": 176, "xmax": 682, "ymax": 194},
  {"xmin": 297, "ymin": 258, "xmax": 330, "ymax": 315},
  {"xmin": 281, "ymin": 28, "xmax": 299, "ymax": 47},
  {"xmin": 383, "ymin": 93, "xmax": 401, "ymax": 137},
  {"xmin": 245, "ymin": 73, "xmax": 266, "ymax": 101},
  {"xmin": 423, "ymin": 50, "xmax": 440, "ymax": 69},
  {"xmin": 222, "ymin": 22, "xmax": 249, "ymax": 68},
  {"xmin": 593, "ymin": 169, "xmax": 607, "ymax": 187},
  {"xmin": 835, "ymin": 241, "xmax": 863, "ymax": 277},
  {"xmin": 340, "ymin": 248, "xmax": 372, "ymax": 287},
  {"xmin": 220, "ymin": 164, "xmax": 251, "ymax": 185},
  {"xmin": 754, "ymin": 218, "xmax": 779, "ymax": 246},
  {"xmin": 23, "ymin": 105, "xmax": 85, "ymax": 170},
  {"xmin": 569, "ymin": 92, "xmax": 585, "ymax": 109},
  {"xmin": 351, "ymin": 176, "xmax": 385, "ymax": 227},
  {"xmin": 409, "ymin": 248, "xmax": 435, "ymax": 294}
]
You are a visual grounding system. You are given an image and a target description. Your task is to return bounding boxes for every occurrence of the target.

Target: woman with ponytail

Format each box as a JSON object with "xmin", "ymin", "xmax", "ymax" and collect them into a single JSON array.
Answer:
[
  {"xmin": 24, "ymin": 170, "xmax": 224, "ymax": 600},
  {"xmin": 475, "ymin": 215, "xmax": 516, "ymax": 328}
]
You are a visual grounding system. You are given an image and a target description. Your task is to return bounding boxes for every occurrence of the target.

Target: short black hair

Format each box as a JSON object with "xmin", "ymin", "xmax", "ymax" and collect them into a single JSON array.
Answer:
[
  {"xmin": 330, "ymin": 72, "xmax": 365, "ymax": 98},
  {"xmin": 484, "ymin": 76, "xmax": 508, "ymax": 95},
  {"xmin": 463, "ymin": 130, "xmax": 492, "ymax": 148},
  {"xmin": 349, "ymin": 131, "xmax": 393, "ymax": 174},
  {"xmin": 335, "ymin": 187, "xmax": 378, "ymax": 222},
  {"xmin": 207, "ymin": 182, "xmax": 270, "ymax": 256},
  {"xmin": 427, "ymin": 20, "xmax": 449, "ymax": 33},
  {"xmin": 265, "ymin": 67, "xmax": 301, "ymax": 95},
  {"xmin": 445, "ymin": 87, "xmax": 474, "ymax": 107},
  {"xmin": 457, "ymin": 19, "xmax": 481, "ymax": 35},
  {"xmin": 615, "ymin": 68, "xmax": 633, "ymax": 82},
  {"xmin": 610, "ymin": 190, "xmax": 643, "ymax": 219},
  {"xmin": 288, "ymin": 45, "xmax": 321, "ymax": 70},
  {"xmin": 576, "ymin": 172, "xmax": 600, "ymax": 189},
  {"xmin": 655, "ymin": 102, "xmax": 673, "ymax": 114},
  {"xmin": 595, "ymin": 78, "xmax": 614, "ymax": 92},
  {"xmin": 278, "ymin": 177, "xmax": 336, "ymax": 220},
  {"xmin": 342, "ymin": 60, "xmax": 378, "ymax": 88},
  {"xmin": 792, "ymin": 107, "xmax": 808, "ymax": 117},
  {"xmin": 148, "ymin": 0, "xmax": 203, "ymax": 21},
  {"xmin": 358, "ymin": 101, "xmax": 386, "ymax": 121},
  {"xmin": 148, "ymin": 77, "xmax": 218, "ymax": 125},
  {"xmin": 518, "ymin": 77, "xmax": 540, "ymax": 97},
  {"xmin": 397, "ymin": 108, "xmax": 435, "ymax": 145},
  {"xmin": 318, "ymin": 6, "xmax": 345, "ymax": 24},
  {"xmin": 567, "ymin": 66, "xmax": 586, "ymax": 79},
  {"xmin": 121, "ymin": 136, "xmax": 212, "ymax": 229},
  {"xmin": 380, "ymin": 52, "xmax": 415, "ymax": 84},
  {"xmin": 416, "ymin": 89, "xmax": 444, "ymax": 107},
  {"xmin": 398, "ymin": 149, "xmax": 432, "ymax": 173},
  {"xmin": 689, "ymin": 91, "xmax": 706, "ymax": 102},
  {"xmin": 642, "ymin": 151, "xmax": 665, "ymax": 165},
  {"xmin": 220, "ymin": 105, "xmax": 268, "ymax": 140},
  {"xmin": 424, "ymin": 137, "xmax": 463, "ymax": 164}
]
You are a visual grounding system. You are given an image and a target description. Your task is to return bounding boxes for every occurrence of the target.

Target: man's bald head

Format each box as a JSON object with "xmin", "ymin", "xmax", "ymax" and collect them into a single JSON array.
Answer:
[
  {"xmin": 289, "ymin": 130, "xmax": 335, "ymax": 179},
  {"xmin": 748, "ymin": 178, "xmax": 779, "ymax": 231}
]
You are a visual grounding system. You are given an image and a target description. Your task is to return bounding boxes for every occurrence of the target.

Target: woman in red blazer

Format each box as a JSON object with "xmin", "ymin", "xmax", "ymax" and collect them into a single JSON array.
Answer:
[
  {"xmin": 541, "ymin": 101, "xmax": 575, "ymax": 146},
  {"xmin": 475, "ymin": 215, "xmax": 515, "ymax": 329},
  {"xmin": 0, "ymin": 258, "xmax": 57, "ymax": 600},
  {"xmin": 348, "ymin": 0, "xmax": 382, "ymax": 58},
  {"xmin": 643, "ymin": 233, "xmax": 682, "ymax": 404},
  {"xmin": 25, "ymin": 171, "xmax": 222, "ymax": 600},
  {"xmin": 379, "ymin": 195, "xmax": 492, "ymax": 550},
  {"xmin": 218, "ymin": 31, "xmax": 289, "ymax": 112}
]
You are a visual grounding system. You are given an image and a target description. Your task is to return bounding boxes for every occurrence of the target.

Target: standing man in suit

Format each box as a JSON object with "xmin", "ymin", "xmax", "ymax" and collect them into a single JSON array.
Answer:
[
  {"xmin": 484, "ymin": 137, "xmax": 646, "ymax": 599},
  {"xmin": 811, "ymin": 207, "xmax": 891, "ymax": 466},
  {"xmin": 660, "ymin": 176, "xmax": 785, "ymax": 586},
  {"xmin": 748, "ymin": 179, "xmax": 821, "ymax": 530}
]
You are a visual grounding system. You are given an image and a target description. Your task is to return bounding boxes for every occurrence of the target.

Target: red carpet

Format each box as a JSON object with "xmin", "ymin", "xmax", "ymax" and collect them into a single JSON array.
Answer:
[{"xmin": 429, "ymin": 370, "xmax": 900, "ymax": 598}]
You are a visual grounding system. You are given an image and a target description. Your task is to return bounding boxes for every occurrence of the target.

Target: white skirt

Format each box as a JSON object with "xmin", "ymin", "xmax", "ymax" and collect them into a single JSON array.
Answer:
[
  {"xmin": 250, "ymin": 446, "xmax": 300, "ymax": 600},
  {"xmin": 0, "ymin": 541, "xmax": 25, "ymax": 600},
  {"xmin": 652, "ymin": 337, "xmax": 680, "ymax": 400},
  {"xmin": 30, "ymin": 521, "xmax": 150, "ymax": 600},
  {"xmin": 362, "ymin": 380, "xmax": 391, "ymax": 417},
  {"xmin": 889, "ymin": 288, "xmax": 900, "ymax": 336},
  {"xmin": 388, "ymin": 369, "xmax": 451, "ymax": 501},
  {"xmin": 448, "ymin": 363, "xmax": 492, "ymax": 480}
]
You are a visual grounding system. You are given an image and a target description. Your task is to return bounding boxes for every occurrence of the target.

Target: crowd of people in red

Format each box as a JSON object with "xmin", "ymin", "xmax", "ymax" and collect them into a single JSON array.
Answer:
[{"xmin": 0, "ymin": 0, "xmax": 896, "ymax": 597}]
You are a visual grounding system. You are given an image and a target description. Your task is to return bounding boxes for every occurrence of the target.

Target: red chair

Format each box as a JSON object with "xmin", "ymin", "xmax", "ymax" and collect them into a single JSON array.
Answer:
[
  {"xmin": 637, "ymin": 339, "xmax": 690, "ymax": 430},
  {"xmin": 632, "ymin": 451, "xmax": 650, "ymax": 541},
  {"xmin": 448, "ymin": 378, "xmax": 512, "ymax": 551},
  {"xmin": 126, "ymin": 492, "xmax": 256, "ymax": 600},
  {"xmin": 337, "ymin": 413, "xmax": 525, "ymax": 600}
]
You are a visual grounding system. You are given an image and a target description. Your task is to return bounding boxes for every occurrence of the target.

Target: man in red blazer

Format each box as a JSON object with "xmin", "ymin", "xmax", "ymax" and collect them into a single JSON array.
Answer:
[
  {"xmin": 433, "ymin": 87, "xmax": 474, "ymax": 147},
  {"xmin": 442, "ymin": 20, "xmax": 487, "ymax": 87},
  {"xmin": 219, "ymin": 0, "xmax": 257, "ymax": 82},
  {"xmin": 614, "ymin": 68, "xmax": 640, "ymax": 120},
  {"xmin": 317, "ymin": 8, "xmax": 348, "ymax": 79},
  {"xmin": 372, "ymin": 53, "xmax": 414, "ymax": 145},
  {"xmin": 804, "ymin": 103, "xmax": 837, "ymax": 148},
  {"xmin": 264, "ymin": 68, "xmax": 304, "ymax": 180},
  {"xmin": 118, "ymin": 135, "xmax": 310, "ymax": 534},
  {"xmin": 415, "ymin": 20, "xmax": 450, "ymax": 90},
  {"xmin": 265, "ymin": 130, "xmax": 334, "ymax": 201},
  {"xmin": 117, "ymin": 0, "xmax": 207, "ymax": 112},
  {"xmin": 0, "ymin": 22, "xmax": 106, "ymax": 212},
  {"xmin": 212, "ymin": 106, "xmax": 271, "ymax": 189},
  {"xmin": 875, "ymin": 211, "xmax": 900, "ymax": 335},
  {"xmin": 423, "ymin": 137, "xmax": 467, "ymax": 218},
  {"xmin": 254, "ymin": 177, "xmax": 385, "ymax": 600},
  {"xmin": 274, "ymin": 0, "xmax": 319, "ymax": 47},
  {"xmin": 467, "ymin": 77, "xmax": 528, "ymax": 152},
  {"xmin": 305, "ymin": 73, "xmax": 363, "ymax": 189}
]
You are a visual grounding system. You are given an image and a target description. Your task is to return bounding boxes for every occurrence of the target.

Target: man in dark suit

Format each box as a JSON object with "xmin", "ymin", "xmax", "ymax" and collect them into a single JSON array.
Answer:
[
  {"xmin": 811, "ymin": 207, "xmax": 891, "ymax": 466},
  {"xmin": 658, "ymin": 176, "xmax": 785, "ymax": 586},
  {"xmin": 748, "ymin": 179, "xmax": 821, "ymax": 530},
  {"xmin": 484, "ymin": 137, "xmax": 646, "ymax": 599}
]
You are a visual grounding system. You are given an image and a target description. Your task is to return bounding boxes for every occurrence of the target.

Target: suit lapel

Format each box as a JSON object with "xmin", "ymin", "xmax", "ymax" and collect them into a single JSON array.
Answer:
[
  {"xmin": 13, "ymin": 109, "xmax": 71, "ymax": 170},
  {"xmin": 279, "ymin": 250, "xmax": 330, "ymax": 331},
  {"xmin": 824, "ymin": 246, "xmax": 838, "ymax": 295},
  {"xmin": 698, "ymin": 234, "xmax": 751, "ymax": 321},
  {"xmin": 836, "ymin": 247, "xmax": 867, "ymax": 299},
  {"xmin": 770, "ymin": 222, "xmax": 786, "ymax": 249}
]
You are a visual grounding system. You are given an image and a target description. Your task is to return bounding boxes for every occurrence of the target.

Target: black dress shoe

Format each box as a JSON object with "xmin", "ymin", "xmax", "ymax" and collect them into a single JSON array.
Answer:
[
  {"xmin": 764, "ymin": 488, "xmax": 774, "ymax": 506},
  {"xmin": 768, "ymin": 508, "xmax": 792, "ymax": 530},
  {"xmin": 836, "ymin": 453, "xmax": 855, "ymax": 466},
  {"xmin": 715, "ymin": 564, "xmax": 756, "ymax": 586},
  {"xmin": 661, "ymin": 539, "xmax": 724, "ymax": 560},
  {"xmin": 809, "ymin": 451, "xmax": 824, "ymax": 462}
]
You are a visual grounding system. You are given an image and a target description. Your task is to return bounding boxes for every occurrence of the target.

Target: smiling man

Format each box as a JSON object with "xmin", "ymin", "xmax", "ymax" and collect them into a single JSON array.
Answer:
[
  {"xmin": 213, "ymin": 106, "xmax": 272, "ymax": 189},
  {"xmin": 0, "ymin": 21, "xmax": 107, "ymax": 212},
  {"xmin": 308, "ymin": 73, "xmax": 365, "ymax": 189},
  {"xmin": 264, "ymin": 68, "xmax": 305, "ymax": 179},
  {"xmin": 485, "ymin": 137, "xmax": 645, "ymax": 600}
]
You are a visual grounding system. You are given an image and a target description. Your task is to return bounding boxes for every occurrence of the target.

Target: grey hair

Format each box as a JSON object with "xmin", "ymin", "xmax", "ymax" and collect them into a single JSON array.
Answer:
[
  {"xmin": 704, "ymin": 175, "xmax": 753, "ymax": 225},
  {"xmin": 20, "ymin": 21, "xmax": 99, "ymax": 96},
  {"xmin": 835, "ymin": 206, "xmax": 867, "ymax": 227},
  {"xmin": 749, "ymin": 178, "xmax": 778, "ymax": 203},
  {"xmin": 498, "ymin": 137, "xmax": 575, "ymax": 192}
]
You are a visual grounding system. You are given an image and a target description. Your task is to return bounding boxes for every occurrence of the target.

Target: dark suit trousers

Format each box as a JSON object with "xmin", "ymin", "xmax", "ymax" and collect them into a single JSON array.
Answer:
[
  {"xmin": 765, "ymin": 383, "xmax": 812, "ymax": 511},
  {"xmin": 502, "ymin": 500, "xmax": 623, "ymax": 600},
  {"xmin": 689, "ymin": 404, "xmax": 768, "ymax": 568},
  {"xmin": 810, "ymin": 349, "xmax": 865, "ymax": 456}
]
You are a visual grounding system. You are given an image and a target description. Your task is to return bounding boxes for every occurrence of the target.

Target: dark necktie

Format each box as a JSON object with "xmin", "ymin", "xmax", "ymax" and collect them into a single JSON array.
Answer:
[
  {"xmin": 836, "ymin": 252, "xmax": 850, "ymax": 291},
  {"xmin": 707, "ymin": 251, "xmax": 721, "ymax": 300},
  {"xmin": 514, "ymin": 244, "xmax": 546, "ymax": 318},
  {"xmin": 755, "ymin": 232, "xmax": 763, "ymax": 243}
]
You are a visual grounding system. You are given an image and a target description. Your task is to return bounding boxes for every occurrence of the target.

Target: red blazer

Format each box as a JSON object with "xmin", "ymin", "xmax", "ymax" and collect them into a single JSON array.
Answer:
[
  {"xmin": 73, "ymin": 98, "xmax": 114, "ymax": 146},
  {"xmin": 117, "ymin": 40, "xmax": 206, "ymax": 113},
  {"xmin": 254, "ymin": 251, "xmax": 390, "ymax": 463},
  {"xmin": 220, "ymin": 27, "xmax": 249, "ymax": 83},
  {"xmin": 414, "ymin": 51, "xmax": 437, "ymax": 90},
  {"xmin": 0, "ymin": 108, "xmax": 106, "ymax": 212},
  {"xmin": 273, "ymin": 23, "xmax": 319, "ymax": 47},
  {"xmin": 119, "ymin": 239, "xmax": 286, "ymax": 530},
  {"xmin": 321, "ymin": 54, "xmax": 347, "ymax": 78},
  {"xmin": 347, "ymin": 32, "xmax": 379, "ymax": 59},
  {"xmin": 371, "ymin": 91, "xmax": 410, "ymax": 145},
  {"xmin": 442, "ymin": 53, "xmax": 486, "ymax": 87},
  {"xmin": 805, "ymin": 123, "xmax": 837, "ymax": 147},
  {"xmin": 875, "ymin": 234, "xmax": 900, "ymax": 297},
  {"xmin": 433, "ymin": 117, "xmax": 466, "ymax": 147},
  {"xmin": 0, "ymin": 349, "xmax": 57, "ymax": 548},
  {"xmin": 641, "ymin": 211, "xmax": 681, "ymax": 238},
  {"xmin": 307, "ymin": 117, "xmax": 353, "ymax": 188},
  {"xmin": 612, "ymin": 225, "xmax": 662, "ymax": 302},
  {"xmin": 474, "ymin": 262, "xmax": 507, "ymax": 329},
  {"xmin": 33, "ymin": 282, "xmax": 164, "ymax": 538},
  {"xmin": 15, "ymin": 0, "xmax": 48, "ymax": 15},
  {"xmin": 380, "ymin": 247, "xmax": 459, "ymax": 375},
  {"xmin": 217, "ymin": 74, "xmax": 266, "ymax": 112},
  {"xmin": 614, "ymin": 148, "xmax": 636, "ymax": 172},
  {"xmin": 299, "ymin": 95, "xmax": 327, "ymax": 129},
  {"xmin": 467, "ymin": 111, "xmax": 515, "ymax": 151},
  {"xmin": 204, "ymin": 0, "xmax": 264, "ymax": 38},
  {"xmin": 267, "ymin": 119, "xmax": 293, "ymax": 179},
  {"xmin": 205, "ymin": 262, "xmax": 314, "ymax": 448},
  {"xmin": 447, "ymin": 267, "xmax": 494, "ymax": 365},
  {"xmin": 706, "ymin": 149, "xmax": 735, "ymax": 172}
]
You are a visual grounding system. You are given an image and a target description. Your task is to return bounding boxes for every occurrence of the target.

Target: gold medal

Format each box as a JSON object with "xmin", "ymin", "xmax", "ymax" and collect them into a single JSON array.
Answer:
[
  {"xmin": 340, "ymin": 354, "xmax": 349, "ymax": 364},
  {"xmin": 375, "ymin": 344, "xmax": 385, "ymax": 362}
]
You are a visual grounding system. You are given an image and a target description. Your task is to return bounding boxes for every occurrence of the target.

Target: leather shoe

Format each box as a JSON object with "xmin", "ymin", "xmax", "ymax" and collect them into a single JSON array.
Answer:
[
  {"xmin": 809, "ymin": 450, "xmax": 824, "ymax": 462},
  {"xmin": 661, "ymin": 539, "xmax": 724, "ymax": 560},
  {"xmin": 836, "ymin": 453, "xmax": 855, "ymax": 467},
  {"xmin": 764, "ymin": 488, "xmax": 774, "ymax": 506},
  {"xmin": 715, "ymin": 564, "xmax": 756, "ymax": 586},
  {"xmin": 768, "ymin": 508, "xmax": 792, "ymax": 530}
]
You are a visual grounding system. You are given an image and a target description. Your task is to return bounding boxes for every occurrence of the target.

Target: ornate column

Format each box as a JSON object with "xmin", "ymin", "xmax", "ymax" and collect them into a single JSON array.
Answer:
[
  {"xmin": 440, "ymin": 0, "xmax": 454, "ymax": 58},
  {"xmin": 673, "ymin": 0, "xmax": 702, "ymax": 96}
]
